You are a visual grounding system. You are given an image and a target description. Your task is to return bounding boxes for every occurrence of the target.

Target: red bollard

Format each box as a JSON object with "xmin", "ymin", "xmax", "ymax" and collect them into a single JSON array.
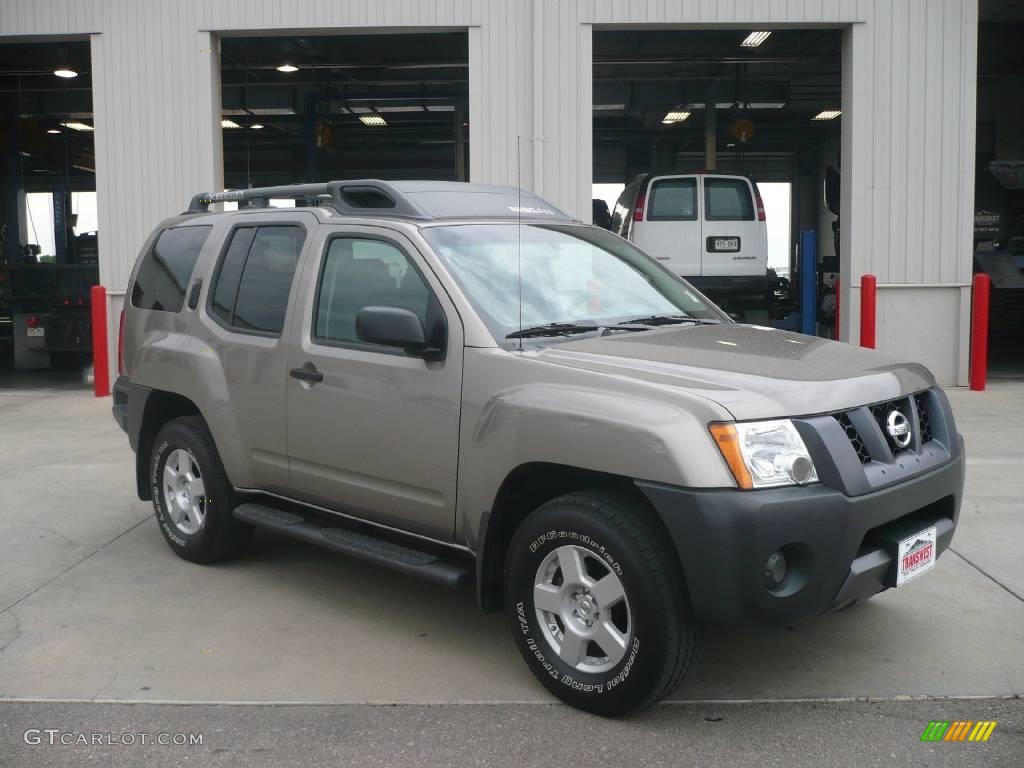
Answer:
[
  {"xmin": 860, "ymin": 274, "xmax": 877, "ymax": 349},
  {"xmin": 970, "ymin": 273, "xmax": 990, "ymax": 391},
  {"xmin": 90, "ymin": 284, "xmax": 110, "ymax": 397},
  {"xmin": 834, "ymin": 277, "xmax": 841, "ymax": 341}
]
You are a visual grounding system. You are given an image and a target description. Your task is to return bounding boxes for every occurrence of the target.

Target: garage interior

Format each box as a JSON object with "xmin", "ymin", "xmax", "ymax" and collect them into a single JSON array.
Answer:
[
  {"xmin": 219, "ymin": 32, "xmax": 469, "ymax": 190},
  {"xmin": 592, "ymin": 28, "xmax": 843, "ymax": 332},
  {"xmin": 0, "ymin": 40, "xmax": 96, "ymax": 383},
  {"xmin": 975, "ymin": 11, "xmax": 1024, "ymax": 378}
]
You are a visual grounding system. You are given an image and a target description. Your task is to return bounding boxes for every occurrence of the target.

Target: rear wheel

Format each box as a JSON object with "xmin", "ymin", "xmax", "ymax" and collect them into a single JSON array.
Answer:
[
  {"xmin": 150, "ymin": 415, "xmax": 250, "ymax": 563},
  {"xmin": 504, "ymin": 490, "xmax": 700, "ymax": 715}
]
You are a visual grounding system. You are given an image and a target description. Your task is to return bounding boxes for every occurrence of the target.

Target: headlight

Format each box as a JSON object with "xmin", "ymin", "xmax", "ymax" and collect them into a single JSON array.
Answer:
[{"xmin": 709, "ymin": 419, "xmax": 818, "ymax": 489}]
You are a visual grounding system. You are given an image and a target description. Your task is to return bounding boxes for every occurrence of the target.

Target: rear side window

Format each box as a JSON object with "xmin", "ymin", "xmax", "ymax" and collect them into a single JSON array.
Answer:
[
  {"xmin": 647, "ymin": 178, "xmax": 697, "ymax": 221},
  {"xmin": 131, "ymin": 226, "xmax": 212, "ymax": 312},
  {"xmin": 704, "ymin": 178, "xmax": 754, "ymax": 221},
  {"xmin": 209, "ymin": 225, "xmax": 304, "ymax": 336}
]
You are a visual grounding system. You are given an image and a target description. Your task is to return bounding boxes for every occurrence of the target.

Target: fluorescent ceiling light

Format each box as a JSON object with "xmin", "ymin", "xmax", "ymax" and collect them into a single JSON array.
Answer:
[
  {"xmin": 662, "ymin": 110, "xmax": 691, "ymax": 124},
  {"xmin": 249, "ymin": 123, "xmax": 264, "ymax": 130},
  {"xmin": 60, "ymin": 121, "xmax": 93, "ymax": 132},
  {"xmin": 741, "ymin": 31, "xmax": 772, "ymax": 48},
  {"xmin": 359, "ymin": 115, "xmax": 387, "ymax": 126},
  {"xmin": 376, "ymin": 105, "xmax": 426, "ymax": 113},
  {"xmin": 812, "ymin": 109, "xmax": 842, "ymax": 120},
  {"xmin": 47, "ymin": 129, "xmax": 61, "ymax": 134},
  {"xmin": 221, "ymin": 119, "xmax": 241, "ymax": 129},
  {"xmin": 593, "ymin": 104, "xmax": 626, "ymax": 111},
  {"xmin": 54, "ymin": 68, "xmax": 78, "ymax": 79},
  {"xmin": 425, "ymin": 105, "xmax": 455, "ymax": 112},
  {"xmin": 276, "ymin": 64, "xmax": 298, "ymax": 73}
]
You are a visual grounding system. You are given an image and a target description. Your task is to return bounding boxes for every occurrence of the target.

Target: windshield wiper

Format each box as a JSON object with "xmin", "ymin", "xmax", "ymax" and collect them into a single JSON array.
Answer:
[
  {"xmin": 616, "ymin": 314, "xmax": 695, "ymax": 326},
  {"xmin": 506, "ymin": 322, "xmax": 601, "ymax": 339}
]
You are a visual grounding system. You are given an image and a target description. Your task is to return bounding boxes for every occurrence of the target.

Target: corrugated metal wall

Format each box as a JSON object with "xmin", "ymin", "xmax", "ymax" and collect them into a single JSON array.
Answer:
[{"xmin": 0, "ymin": 0, "xmax": 978, "ymax": 383}]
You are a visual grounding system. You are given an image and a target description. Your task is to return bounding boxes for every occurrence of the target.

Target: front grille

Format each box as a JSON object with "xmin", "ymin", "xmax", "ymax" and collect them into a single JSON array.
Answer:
[
  {"xmin": 869, "ymin": 399, "xmax": 913, "ymax": 456},
  {"xmin": 834, "ymin": 413, "xmax": 871, "ymax": 464},
  {"xmin": 914, "ymin": 393, "xmax": 933, "ymax": 444}
]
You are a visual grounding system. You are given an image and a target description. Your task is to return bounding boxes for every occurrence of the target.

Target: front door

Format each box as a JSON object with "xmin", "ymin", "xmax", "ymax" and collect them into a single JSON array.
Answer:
[{"xmin": 284, "ymin": 226, "xmax": 463, "ymax": 541}]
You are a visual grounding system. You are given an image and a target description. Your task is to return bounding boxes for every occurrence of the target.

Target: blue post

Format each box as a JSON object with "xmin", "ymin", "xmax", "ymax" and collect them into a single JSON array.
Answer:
[{"xmin": 799, "ymin": 229, "xmax": 817, "ymax": 336}]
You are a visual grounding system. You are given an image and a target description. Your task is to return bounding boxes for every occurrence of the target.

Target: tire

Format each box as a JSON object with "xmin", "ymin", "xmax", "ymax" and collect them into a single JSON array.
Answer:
[
  {"xmin": 504, "ymin": 490, "xmax": 700, "ymax": 716},
  {"xmin": 150, "ymin": 415, "xmax": 250, "ymax": 564}
]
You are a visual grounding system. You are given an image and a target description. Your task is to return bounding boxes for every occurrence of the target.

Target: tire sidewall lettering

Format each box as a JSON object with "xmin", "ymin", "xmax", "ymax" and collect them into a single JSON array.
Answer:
[
  {"xmin": 517, "ymin": 529, "xmax": 638, "ymax": 696},
  {"xmin": 151, "ymin": 439, "xmax": 188, "ymax": 547}
]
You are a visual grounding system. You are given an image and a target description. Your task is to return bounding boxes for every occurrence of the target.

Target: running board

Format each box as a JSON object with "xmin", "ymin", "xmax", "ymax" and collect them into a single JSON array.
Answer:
[{"xmin": 233, "ymin": 503, "xmax": 472, "ymax": 589}]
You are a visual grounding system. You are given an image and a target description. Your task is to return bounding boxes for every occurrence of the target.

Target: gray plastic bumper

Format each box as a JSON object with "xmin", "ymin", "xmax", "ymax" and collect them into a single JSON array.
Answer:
[{"xmin": 636, "ymin": 444, "xmax": 964, "ymax": 626}]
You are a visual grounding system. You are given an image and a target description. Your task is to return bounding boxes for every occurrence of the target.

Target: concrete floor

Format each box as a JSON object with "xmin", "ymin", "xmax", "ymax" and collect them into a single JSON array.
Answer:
[{"xmin": 0, "ymin": 380, "xmax": 1021, "ymax": 707}]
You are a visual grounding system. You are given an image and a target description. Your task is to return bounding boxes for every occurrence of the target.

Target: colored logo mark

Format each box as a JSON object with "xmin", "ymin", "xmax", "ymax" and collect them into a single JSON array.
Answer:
[{"xmin": 920, "ymin": 721, "xmax": 997, "ymax": 742}]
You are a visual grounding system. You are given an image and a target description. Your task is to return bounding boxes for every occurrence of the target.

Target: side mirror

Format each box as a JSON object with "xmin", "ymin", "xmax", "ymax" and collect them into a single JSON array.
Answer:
[{"xmin": 356, "ymin": 306, "xmax": 444, "ymax": 360}]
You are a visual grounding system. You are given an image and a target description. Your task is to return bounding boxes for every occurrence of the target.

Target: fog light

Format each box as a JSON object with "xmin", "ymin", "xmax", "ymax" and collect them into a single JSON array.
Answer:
[{"xmin": 765, "ymin": 550, "xmax": 787, "ymax": 588}]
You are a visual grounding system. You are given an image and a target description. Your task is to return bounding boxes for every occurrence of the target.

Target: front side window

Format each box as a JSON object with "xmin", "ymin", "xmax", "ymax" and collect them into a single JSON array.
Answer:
[
  {"xmin": 209, "ymin": 225, "xmax": 304, "ymax": 335},
  {"xmin": 704, "ymin": 178, "xmax": 754, "ymax": 221},
  {"xmin": 647, "ymin": 178, "xmax": 697, "ymax": 221},
  {"xmin": 314, "ymin": 237, "xmax": 431, "ymax": 346},
  {"xmin": 422, "ymin": 223, "xmax": 723, "ymax": 343},
  {"xmin": 131, "ymin": 225, "xmax": 212, "ymax": 312}
]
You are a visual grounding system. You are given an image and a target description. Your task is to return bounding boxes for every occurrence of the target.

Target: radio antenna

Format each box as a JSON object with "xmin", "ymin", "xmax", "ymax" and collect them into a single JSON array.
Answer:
[{"xmin": 516, "ymin": 135, "xmax": 523, "ymax": 351}]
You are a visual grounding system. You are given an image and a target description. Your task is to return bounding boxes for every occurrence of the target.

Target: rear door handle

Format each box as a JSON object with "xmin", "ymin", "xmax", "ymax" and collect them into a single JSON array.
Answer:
[{"xmin": 289, "ymin": 364, "xmax": 323, "ymax": 383}]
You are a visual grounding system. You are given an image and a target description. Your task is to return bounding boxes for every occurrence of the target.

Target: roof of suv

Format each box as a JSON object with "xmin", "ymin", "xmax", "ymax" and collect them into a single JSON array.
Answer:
[{"xmin": 184, "ymin": 180, "xmax": 577, "ymax": 224}]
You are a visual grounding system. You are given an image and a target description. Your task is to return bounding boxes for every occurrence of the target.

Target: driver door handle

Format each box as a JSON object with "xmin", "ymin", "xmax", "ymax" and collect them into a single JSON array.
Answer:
[{"xmin": 289, "ymin": 364, "xmax": 323, "ymax": 383}]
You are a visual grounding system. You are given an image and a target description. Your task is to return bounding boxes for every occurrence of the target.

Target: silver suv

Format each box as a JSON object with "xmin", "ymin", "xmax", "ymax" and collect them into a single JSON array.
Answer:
[{"xmin": 112, "ymin": 180, "xmax": 964, "ymax": 715}]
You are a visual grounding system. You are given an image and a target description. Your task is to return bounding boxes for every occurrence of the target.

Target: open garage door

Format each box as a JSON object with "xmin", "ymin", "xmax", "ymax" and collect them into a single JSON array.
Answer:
[
  {"xmin": 0, "ymin": 40, "xmax": 97, "ymax": 385},
  {"xmin": 220, "ymin": 32, "xmax": 469, "ymax": 190},
  {"xmin": 592, "ymin": 29, "xmax": 841, "ymax": 333}
]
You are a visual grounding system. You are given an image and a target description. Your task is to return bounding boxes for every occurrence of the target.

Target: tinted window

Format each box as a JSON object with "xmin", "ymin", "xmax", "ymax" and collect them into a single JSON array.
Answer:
[
  {"xmin": 704, "ymin": 178, "xmax": 754, "ymax": 221},
  {"xmin": 210, "ymin": 227, "xmax": 255, "ymax": 325},
  {"xmin": 646, "ymin": 178, "xmax": 697, "ymax": 221},
  {"xmin": 209, "ymin": 226, "xmax": 303, "ymax": 335},
  {"xmin": 131, "ymin": 226, "xmax": 212, "ymax": 312},
  {"xmin": 315, "ymin": 238, "xmax": 430, "ymax": 345}
]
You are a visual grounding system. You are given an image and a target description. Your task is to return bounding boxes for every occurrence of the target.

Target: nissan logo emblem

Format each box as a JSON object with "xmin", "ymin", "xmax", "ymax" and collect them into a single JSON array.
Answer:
[{"xmin": 886, "ymin": 410, "xmax": 912, "ymax": 449}]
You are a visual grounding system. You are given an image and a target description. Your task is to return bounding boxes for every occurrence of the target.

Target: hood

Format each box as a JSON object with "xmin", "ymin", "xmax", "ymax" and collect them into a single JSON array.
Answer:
[{"xmin": 536, "ymin": 324, "xmax": 935, "ymax": 421}]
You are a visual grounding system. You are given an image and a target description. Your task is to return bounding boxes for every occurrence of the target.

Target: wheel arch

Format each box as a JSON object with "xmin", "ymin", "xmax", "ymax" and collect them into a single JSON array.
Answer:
[{"xmin": 476, "ymin": 462, "xmax": 683, "ymax": 613}]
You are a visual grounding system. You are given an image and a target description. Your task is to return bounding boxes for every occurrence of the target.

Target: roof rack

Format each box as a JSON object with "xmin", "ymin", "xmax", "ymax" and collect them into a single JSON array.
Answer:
[
  {"xmin": 184, "ymin": 179, "xmax": 576, "ymax": 222},
  {"xmin": 185, "ymin": 180, "xmax": 431, "ymax": 218}
]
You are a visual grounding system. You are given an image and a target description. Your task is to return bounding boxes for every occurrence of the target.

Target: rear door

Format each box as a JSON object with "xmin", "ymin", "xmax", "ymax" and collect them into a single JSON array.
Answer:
[
  {"xmin": 200, "ymin": 214, "xmax": 316, "ymax": 493},
  {"xmin": 631, "ymin": 175, "xmax": 701, "ymax": 277},
  {"xmin": 284, "ymin": 224, "xmax": 463, "ymax": 541},
  {"xmin": 699, "ymin": 175, "xmax": 767, "ymax": 277}
]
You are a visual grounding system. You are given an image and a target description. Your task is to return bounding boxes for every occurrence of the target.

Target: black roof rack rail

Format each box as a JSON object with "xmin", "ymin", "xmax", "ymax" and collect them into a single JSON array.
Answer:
[
  {"xmin": 185, "ymin": 179, "xmax": 576, "ymax": 222},
  {"xmin": 185, "ymin": 180, "xmax": 432, "ymax": 219}
]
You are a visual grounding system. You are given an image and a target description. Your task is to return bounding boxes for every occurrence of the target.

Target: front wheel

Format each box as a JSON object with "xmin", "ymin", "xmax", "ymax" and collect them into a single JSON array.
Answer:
[{"xmin": 504, "ymin": 490, "xmax": 700, "ymax": 715}]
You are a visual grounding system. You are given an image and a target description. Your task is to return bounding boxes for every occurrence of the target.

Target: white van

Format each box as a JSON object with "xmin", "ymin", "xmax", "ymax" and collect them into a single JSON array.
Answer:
[{"xmin": 611, "ymin": 173, "xmax": 769, "ymax": 281}]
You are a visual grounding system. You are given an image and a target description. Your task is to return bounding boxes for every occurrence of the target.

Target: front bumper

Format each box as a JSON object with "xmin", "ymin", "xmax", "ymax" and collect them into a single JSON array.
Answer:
[{"xmin": 636, "ymin": 443, "xmax": 964, "ymax": 625}]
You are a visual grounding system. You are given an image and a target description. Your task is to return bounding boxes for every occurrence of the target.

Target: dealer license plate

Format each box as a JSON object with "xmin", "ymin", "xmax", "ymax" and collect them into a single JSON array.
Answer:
[
  {"xmin": 26, "ymin": 327, "xmax": 45, "ymax": 337},
  {"xmin": 896, "ymin": 526, "xmax": 937, "ymax": 586}
]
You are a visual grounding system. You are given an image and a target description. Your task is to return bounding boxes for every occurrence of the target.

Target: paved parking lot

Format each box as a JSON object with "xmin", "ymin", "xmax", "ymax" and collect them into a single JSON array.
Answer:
[{"xmin": 1, "ymin": 375, "xmax": 1022, "ymax": 762}]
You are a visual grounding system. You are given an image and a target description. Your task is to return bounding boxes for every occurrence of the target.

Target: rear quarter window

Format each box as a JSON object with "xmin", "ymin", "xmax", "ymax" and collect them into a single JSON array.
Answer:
[
  {"xmin": 131, "ymin": 226, "xmax": 212, "ymax": 312},
  {"xmin": 704, "ymin": 178, "xmax": 754, "ymax": 221}
]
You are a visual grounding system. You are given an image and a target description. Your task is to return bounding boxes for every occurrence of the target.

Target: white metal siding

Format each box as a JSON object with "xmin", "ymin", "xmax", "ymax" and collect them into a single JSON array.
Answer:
[{"xmin": 0, "ymin": 0, "xmax": 979, "ymax": 383}]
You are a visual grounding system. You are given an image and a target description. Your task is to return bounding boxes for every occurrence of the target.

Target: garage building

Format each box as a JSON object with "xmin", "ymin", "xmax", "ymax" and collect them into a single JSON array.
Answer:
[{"xmin": 0, "ymin": 0, "xmax": 1017, "ymax": 386}]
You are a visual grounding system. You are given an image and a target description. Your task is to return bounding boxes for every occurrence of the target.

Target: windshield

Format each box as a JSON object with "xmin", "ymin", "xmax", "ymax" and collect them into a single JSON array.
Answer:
[{"xmin": 421, "ymin": 223, "xmax": 725, "ymax": 343}]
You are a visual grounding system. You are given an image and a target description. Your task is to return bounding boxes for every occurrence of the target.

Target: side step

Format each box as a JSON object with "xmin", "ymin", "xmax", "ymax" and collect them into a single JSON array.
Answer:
[{"xmin": 233, "ymin": 503, "xmax": 472, "ymax": 589}]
